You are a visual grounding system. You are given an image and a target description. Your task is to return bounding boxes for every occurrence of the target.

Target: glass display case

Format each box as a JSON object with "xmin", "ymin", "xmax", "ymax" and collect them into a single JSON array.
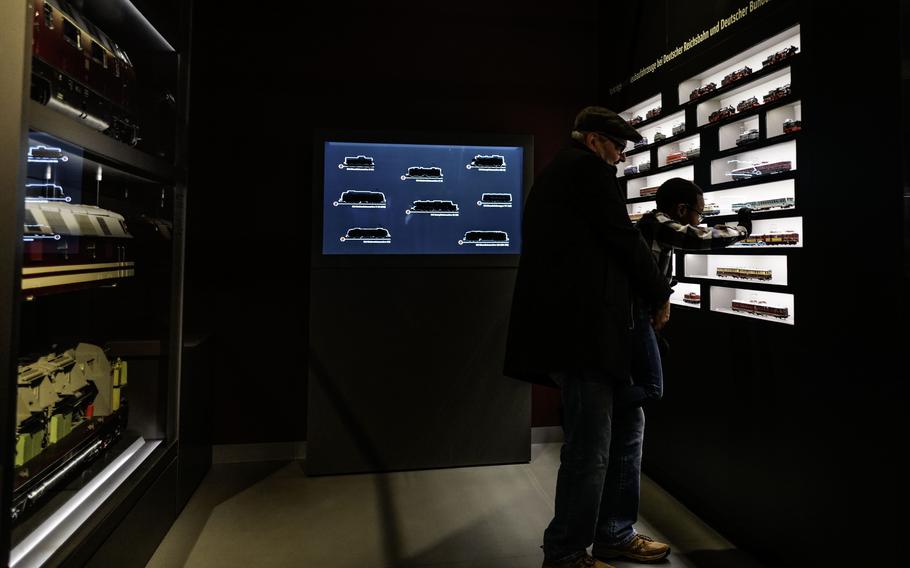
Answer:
[
  {"xmin": 1, "ymin": 1, "xmax": 191, "ymax": 566},
  {"xmin": 616, "ymin": 23, "xmax": 803, "ymax": 326}
]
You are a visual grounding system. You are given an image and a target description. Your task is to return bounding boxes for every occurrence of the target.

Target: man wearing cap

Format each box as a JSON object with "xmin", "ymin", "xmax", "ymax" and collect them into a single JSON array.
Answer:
[{"xmin": 505, "ymin": 106, "xmax": 673, "ymax": 568}]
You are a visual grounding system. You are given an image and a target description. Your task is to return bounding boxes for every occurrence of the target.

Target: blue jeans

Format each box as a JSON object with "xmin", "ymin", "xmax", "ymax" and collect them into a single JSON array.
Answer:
[
  {"xmin": 615, "ymin": 307, "xmax": 664, "ymax": 408},
  {"xmin": 543, "ymin": 371, "xmax": 645, "ymax": 563}
]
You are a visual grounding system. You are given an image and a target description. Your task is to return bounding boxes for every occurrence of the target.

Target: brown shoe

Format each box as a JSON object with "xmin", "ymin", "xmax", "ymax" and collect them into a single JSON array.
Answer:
[
  {"xmin": 542, "ymin": 552, "xmax": 616, "ymax": 568},
  {"xmin": 595, "ymin": 534, "xmax": 670, "ymax": 562}
]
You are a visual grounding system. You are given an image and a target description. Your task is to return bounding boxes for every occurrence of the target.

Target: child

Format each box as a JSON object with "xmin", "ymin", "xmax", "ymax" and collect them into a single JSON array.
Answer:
[{"xmin": 617, "ymin": 177, "xmax": 752, "ymax": 408}]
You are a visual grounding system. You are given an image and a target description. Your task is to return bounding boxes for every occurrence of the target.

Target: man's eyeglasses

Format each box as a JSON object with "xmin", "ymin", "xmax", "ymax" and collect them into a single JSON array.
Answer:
[
  {"xmin": 686, "ymin": 204, "xmax": 705, "ymax": 223},
  {"xmin": 597, "ymin": 133, "xmax": 626, "ymax": 153}
]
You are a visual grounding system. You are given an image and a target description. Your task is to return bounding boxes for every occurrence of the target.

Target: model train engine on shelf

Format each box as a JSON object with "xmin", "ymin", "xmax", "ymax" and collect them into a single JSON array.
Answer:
[
  {"xmin": 646, "ymin": 107, "xmax": 662, "ymax": 120},
  {"xmin": 739, "ymin": 231, "xmax": 800, "ymax": 246},
  {"xmin": 783, "ymin": 118, "xmax": 802, "ymax": 133},
  {"xmin": 634, "ymin": 137, "xmax": 649, "ymax": 149},
  {"xmin": 727, "ymin": 160, "xmax": 793, "ymax": 179},
  {"xmin": 762, "ymin": 45, "xmax": 799, "ymax": 67},
  {"xmin": 653, "ymin": 131, "xmax": 667, "ymax": 142},
  {"xmin": 689, "ymin": 83, "xmax": 717, "ymax": 101},
  {"xmin": 629, "ymin": 115, "xmax": 644, "ymax": 126},
  {"xmin": 709, "ymin": 106, "xmax": 736, "ymax": 123},
  {"xmin": 672, "ymin": 123, "xmax": 686, "ymax": 136},
  {"xmin": 763, "ymin": 84, "xmax": 791, "ymax": 104},
  {"xmin": 722, "ymin": 66, "xmax": 752, "ymax": 86},
  {"xmin": 736, "ymin": 129, "xmax": 760, "ymax": 146},
  {"xmin": 683, "ymin": 292, "xmax": 701, "ymax": 304},
  {"xmin": 732, "ymin": 196, "xmax": 795, "ymax": 212},
  {"xmin": 666, "ymin": 151, "xmax": 688, "ymax": 165},
  {"xmin": 717, "ymin": 267, "xmax": 773, "ymax": 280},
  {"xmin": 13, "ymin": 343, "xmax": 128, "ymax": 520},
  {"xmin": 731, "ymin": 299, "xmax": 789, "ymax": 319},
  {"xmin": 31, "ymin": 0, "xmax": 140, "ymax": 145},
  {"xmin": 737, "ymin": 96, "xmax": 760, "ymax": 113},
  {"xmin": 22, "ymin": 183, "xmax": 135, "ymax": 298}
]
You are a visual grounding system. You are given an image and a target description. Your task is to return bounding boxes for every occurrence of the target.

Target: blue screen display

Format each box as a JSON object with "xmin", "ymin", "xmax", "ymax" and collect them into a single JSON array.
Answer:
[{"xmin": 323, "ymin": 141, "xmax": 523, "ymax": 255}]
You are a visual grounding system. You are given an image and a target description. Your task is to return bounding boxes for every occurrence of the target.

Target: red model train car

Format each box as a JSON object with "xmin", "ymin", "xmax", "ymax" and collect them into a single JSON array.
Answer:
[
  {"xmin": 683, "ymin": 292, "xmax": 701, "ymax": 304},
  {"xmin": 731, "ymin": 299, "xmax": 789, "ymax": 319},
  {"xmin": 31, "ymin": 0, "xmax": 139, "ymax": 145}
]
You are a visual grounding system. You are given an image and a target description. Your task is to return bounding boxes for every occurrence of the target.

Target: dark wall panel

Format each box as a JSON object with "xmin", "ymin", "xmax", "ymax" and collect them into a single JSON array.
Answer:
[
  {"xmin": 185, "ymin": 1, "xmax": 601, "ymax": 443},
  {"xmin": 308, "ymin": 268, "xmax": 529, "ymax": 474}
]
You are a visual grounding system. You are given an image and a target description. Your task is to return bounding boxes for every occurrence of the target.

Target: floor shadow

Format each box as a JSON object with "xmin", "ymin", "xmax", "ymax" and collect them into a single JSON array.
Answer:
[{"xmin": 308, "ymin": 349, "xmax": 405, "ymax": 565}]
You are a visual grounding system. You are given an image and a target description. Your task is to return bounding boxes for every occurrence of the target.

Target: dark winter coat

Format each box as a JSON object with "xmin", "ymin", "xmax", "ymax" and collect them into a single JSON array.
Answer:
[{"xmin": 503, "ymin": 141, "xmax": 672, "ymax": 386}]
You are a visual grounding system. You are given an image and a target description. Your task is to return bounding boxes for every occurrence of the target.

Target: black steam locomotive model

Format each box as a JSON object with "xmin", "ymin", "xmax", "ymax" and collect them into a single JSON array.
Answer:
[
  {"xmin": 646, "ymin": 107, "xmax": 662, "ymax": 120},
  {"xmin": 783, "ymin": 118, "xmax": 802, "ymax": 133},
  {"xmin": 763, "ymin": 84, "xmax": 792, "ymax": 104},
  {"xmin": 722, "ymin": 67, "xmax": 752, "ymax": 87},
  {"xmin": 31, "ymin": 0, "xmax": 140, "ymax": 145},
  {"xmin": 762, "ymin": 45, "xmax": 799, "ymax": 67},
  {"xmin": 689, "ymin": 83, "xmax": 717, "ymax": 101},
  {"xmin": 737, "ymin": 96, "xmax": 760, "ymax": 113},
  {"xmin": 709, "ymin": 106, "xmax": 736, "ymax": 123}
]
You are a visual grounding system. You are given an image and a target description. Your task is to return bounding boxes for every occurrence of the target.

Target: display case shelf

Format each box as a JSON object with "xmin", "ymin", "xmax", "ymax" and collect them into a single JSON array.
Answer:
[
  {"xmin": 681, "ymin": 253, "xmax": 790, "ymax": 287},
  {"xmin": 29, "ymin": 102, "xmax": 176, "ymax": 182},
  {"xmin": 706, "ymin": 169, "xmax": 797, "ymax": 192},
  {"xmin": 714, "ymin": 131, "xmax": 799, "ymax": 161},
  {"xmin": 695, "ymin": 66, "xmax": 794, "ymax": 128},
  {"xmin": 618, "ymin": 94, "xmax": 664, "ymax": 131},
  {"xmin": 709, "ymin": 286, "xmax": 796, "ymax": 325},
  {"xmin": 620, "ymin": 159, "xmax": 695, "ymax": 181},
  {"xmin": 678, "ymin": 24, "xmax": 800, "ymax": 106},
  {"xmin": 1, "ymin": 0, "xmax": 193, "ymax": 565},
  {"xmin": 669, "ymin": 282, "xmax": 703, "ymax": 309},
  {"xmin": 624, "ymin": 111, "xmax": 686, "ymax": 156}
]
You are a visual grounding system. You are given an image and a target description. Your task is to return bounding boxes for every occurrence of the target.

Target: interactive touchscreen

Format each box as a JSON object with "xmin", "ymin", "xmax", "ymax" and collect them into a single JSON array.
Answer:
[{"xmin": 322, "ymin": 141, "xmax": 523, "ymax": 255}]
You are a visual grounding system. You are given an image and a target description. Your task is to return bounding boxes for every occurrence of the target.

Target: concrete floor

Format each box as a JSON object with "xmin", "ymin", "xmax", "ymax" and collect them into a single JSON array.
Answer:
[{"xmin": 147, "ymin": 444, "xmax": 764, "ymax": 568}]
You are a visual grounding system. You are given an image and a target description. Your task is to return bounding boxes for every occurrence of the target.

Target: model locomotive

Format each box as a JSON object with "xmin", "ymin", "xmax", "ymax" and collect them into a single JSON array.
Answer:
[
  {"xmin": 639, "ymin": 186, "xmax": 659, "ymax": 198},
  {"xmin": 737, "ymin": 96, "xmax": 760, "ymax": 113},
  {"xmin": 738, "ymin": 231, "xmax": 800, "ymax": 246},
  {"xmin": 629, "ymin": 115, "xmax": 644, "ymax": 126},
  {"xmin": 731, "ymin": 196, "xmax": 795, "ymax": 212},
  {"xmin": 672, "ymin": 123, "xmax": 686, "ymax": 136},
  {"xmin": 709, "ymin": 106, "xmax": 736, "ymax": 123},
  {"xmin": 634, "ymin": 137, "xmax": 649, "ymax": 148},
  {"xmin": 646, "ymin": 107, "xmax": 662, "ymax": 120},
  {"xmin": 31, "ymin": 0, "xmax": 139, "ymax": 145},
  {"xmin": 736, "ymin": 129, "xmax": 760, "ymax": 146},
  {"xmin": 761, "ymin": 45, "xmax": 799, "ymax": 67},
  {"xmin": 717, "ymin": 267, "xmax": 773, "ymax": 280},
  {"xmin": 783, "ymin": 119, "xmax": 802, "ymax": 133},
  {"xmin": 727, "ymin": 160, "xmax": 792, "ymax": 179},
  {"xmin": 689, "ymin": 83, "xmax": 717, "ymax": 101},
  {"xmin": 763, "ymin": 84, "xmax": 791, "ymax": 104},
  {"xmin": 666, "ymin": 151, "xmax": 687, "ymax": 165},
  {"xmin": 654, "ymin": 131, "xmax": 667, "ymax": 142},
  {"xmin": 722, "ymin": 66, "xmax": 752, "ymax": 86},
  {"xmin": 23, "ymin": 184, "xmax": 134, "ymax": 298},
  {"xmin": 683, "ymin": 292, "xmax": 701, "ymax": 304},
  {"xmin": 731, "ymin": 299, "xmax": 789, "ymax": 319},
  {"xmin": 14, "ymin": 344, "xmax": 128, "ymax": 520}
]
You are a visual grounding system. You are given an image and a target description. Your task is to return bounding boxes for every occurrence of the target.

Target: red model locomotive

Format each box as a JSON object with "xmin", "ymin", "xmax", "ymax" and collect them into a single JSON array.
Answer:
[
  {"xmin": 709, "ymin": 106, "xmax": 736, "ymax": 123},
  {"xmin": 722, "ymin": 67, "xmax": 752, "ymax": 87},
  {"xmin": 761, "ymin": 45, "xmax": 799, "ymax": 67},
  {"xmin": 31, "ymin": 0, "xmax": 139, "ymax": 145},
  {"xmin": 689, "ymin": 83, "xmax": 717, "ymax": 101}
]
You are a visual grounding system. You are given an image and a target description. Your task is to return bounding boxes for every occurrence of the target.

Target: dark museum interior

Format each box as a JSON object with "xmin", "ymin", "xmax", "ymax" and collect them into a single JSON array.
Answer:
[{"xmin": 0, "ymin": 0, "xmax": 907, "ymax": 566}]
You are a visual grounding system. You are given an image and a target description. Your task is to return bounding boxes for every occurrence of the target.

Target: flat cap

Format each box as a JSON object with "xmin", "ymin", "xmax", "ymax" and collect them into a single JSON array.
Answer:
[{"xmin": 573, "ymin": 106, "xmax": 643, "ymax": 142}]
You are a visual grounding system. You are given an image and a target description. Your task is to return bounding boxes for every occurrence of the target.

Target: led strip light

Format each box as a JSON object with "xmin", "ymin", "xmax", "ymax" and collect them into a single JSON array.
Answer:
[{"xmin": 10, "ymin": 438, "xmax": 161, "ymax": 568}]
